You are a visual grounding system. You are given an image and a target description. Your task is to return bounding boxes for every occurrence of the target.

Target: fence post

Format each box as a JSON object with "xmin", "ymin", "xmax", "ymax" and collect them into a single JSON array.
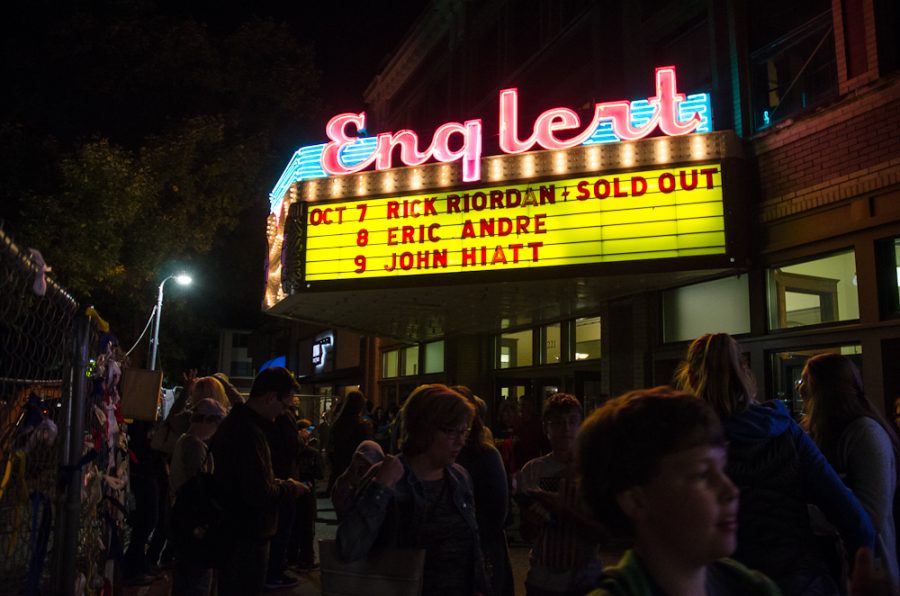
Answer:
[{"xmin": 54, "ymin": 314, "xmax": 92, "ymax": 595}]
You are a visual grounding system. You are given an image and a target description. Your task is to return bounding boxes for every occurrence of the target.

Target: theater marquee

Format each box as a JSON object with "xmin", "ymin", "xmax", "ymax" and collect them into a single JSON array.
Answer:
[{"xmin": 301, "ymin": 164, "xmax": 724, "ymax": 281}]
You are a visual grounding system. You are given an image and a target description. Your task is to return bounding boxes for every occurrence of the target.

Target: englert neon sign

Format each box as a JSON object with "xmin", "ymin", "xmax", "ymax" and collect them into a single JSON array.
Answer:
[{"xmin": 269, "ymin": 66, "xmax": 711, "ymax": 211}]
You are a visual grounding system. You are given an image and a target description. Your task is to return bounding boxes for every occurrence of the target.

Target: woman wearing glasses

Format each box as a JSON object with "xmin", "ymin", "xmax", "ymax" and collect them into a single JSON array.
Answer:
[{"xmin": 336, "ymin": 384, "xmax": 489, "ymax": 595}]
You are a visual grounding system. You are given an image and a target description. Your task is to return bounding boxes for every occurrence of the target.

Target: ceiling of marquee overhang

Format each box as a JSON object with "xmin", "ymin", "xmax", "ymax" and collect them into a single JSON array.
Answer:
[{"xmin": 266, "ymin": 268, "xmax": 736, "ymax": 342}]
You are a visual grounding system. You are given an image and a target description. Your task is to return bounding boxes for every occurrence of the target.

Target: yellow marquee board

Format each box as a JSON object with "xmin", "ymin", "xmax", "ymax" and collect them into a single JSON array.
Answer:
[{"xmin": 303, "ymin": 164, "xmax": 725, "ymax": 281}]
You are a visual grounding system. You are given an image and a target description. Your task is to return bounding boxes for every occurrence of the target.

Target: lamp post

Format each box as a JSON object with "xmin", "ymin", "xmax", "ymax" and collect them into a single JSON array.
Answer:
[{"xmin": 149, "ymin": 273, "xmax": 192, "ymax": 371}]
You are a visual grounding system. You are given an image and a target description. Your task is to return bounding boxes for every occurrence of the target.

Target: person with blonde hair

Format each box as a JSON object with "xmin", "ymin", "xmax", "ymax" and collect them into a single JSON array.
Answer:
[
  {"xmin": 189, "ymin": 376, "xmax": 229, "ymax": 410},
  {"xmin": 802, "ymin": 353, "xmax": 900, "ymax": 587},
  {"xmin": 336, "ymin": 384, "xmax": 488, "ymax": 595},
  {"xmin": 676, "ymin": 333, "xmax": 874, "ymax": 595}
]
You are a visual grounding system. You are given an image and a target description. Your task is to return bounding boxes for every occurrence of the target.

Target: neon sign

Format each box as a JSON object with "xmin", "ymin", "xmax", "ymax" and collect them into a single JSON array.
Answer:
[
  {"xmin": 269, "ymin": 67, "xmax": 712, "ymax": 212},
  {"xmin": 301, "ymin": 164, "xmax": 725, "ymax": 281}
]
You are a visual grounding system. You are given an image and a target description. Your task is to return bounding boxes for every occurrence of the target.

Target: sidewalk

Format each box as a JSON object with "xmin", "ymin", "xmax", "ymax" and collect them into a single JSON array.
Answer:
[{"xmin": 123, "ymin": 495, "xmax": 620, "ymax": 595}]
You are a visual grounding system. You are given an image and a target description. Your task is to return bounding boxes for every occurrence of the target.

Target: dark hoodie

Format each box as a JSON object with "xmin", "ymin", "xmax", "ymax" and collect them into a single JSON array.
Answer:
[{"xmin": 724, "ymin": 399, "xmax": 874, "ymax": 593}]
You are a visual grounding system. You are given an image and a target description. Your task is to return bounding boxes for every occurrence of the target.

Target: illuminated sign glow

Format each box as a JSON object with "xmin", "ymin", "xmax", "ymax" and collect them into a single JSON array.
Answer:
[
  {"xmin": 302, "ymin": 164, "xmax": 726, "ymax": 281},
  {"xmin": 269, "ymin": 67, "xmax": 713, "ymax": 213}
]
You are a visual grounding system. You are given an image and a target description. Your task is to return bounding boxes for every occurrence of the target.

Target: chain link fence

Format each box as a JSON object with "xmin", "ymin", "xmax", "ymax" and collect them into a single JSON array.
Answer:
[{"xmin": 0, "ymin": 226, "xmax": 124, "ymax": 595}]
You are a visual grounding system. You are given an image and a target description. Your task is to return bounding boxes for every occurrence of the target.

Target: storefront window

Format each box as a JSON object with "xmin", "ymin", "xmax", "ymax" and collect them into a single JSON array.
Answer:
[
  {"xmin": 574, "ymin": 317, "xmax": 601, "ymax": 360},
  {"xmin": 767, "ymin": 250, "xmax": 859, "ymax": 330},
  {"xmin": 541, "ymin": 323, "xmax": 561, "ymax": 364},
  {"xmin": 498, "ymin": 329, "xmax": 533, "ymax": 369},
  {"xmin": 770, "ymin": 344, "xmax": 862, "ymax": 416},
  {"xmin": 663, "ymin": 276, "xmax": 751, "ymax": 342},
  {"xmin": 382, "ymin": 350, "xmax": 399, "ymax": 378},
  {"xmin": 874, "ymin": 237, "xmax": 900, "ymax": 316},
  {"xmin": 403, "ymin": 345, "xmax": 419, "ymax": 376},
  {"xmin": 424, "ymin": 341, "xmax": 444, "ymax": 373}
]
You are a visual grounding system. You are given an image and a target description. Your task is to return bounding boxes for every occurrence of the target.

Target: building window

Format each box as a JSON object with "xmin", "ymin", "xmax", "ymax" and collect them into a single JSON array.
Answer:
[
  {"xmin": 749, "ymin": 6, "xmax": 837, "ymax": 131},
  {"xmin": 230, "ymin": 361, "xmax": 254, "ymax": 378},
  {"xmin": 382, "ymin": 350, "xmax": 399, "ymax": 378},
  {"xmin": 767, "ymin": 250, "xmax": 859, "ymax": 330},
  {"xmin": 498, "ymin": 329, "xmax": 533, "ymax": 369},
  {"xmin": 770, "ymin": 344, "xmax": 862, "ymax": 416},
  {"xmin": 574, "ymin": 317, "xmax": 601, "ymax": 360},
  {"xmin": 424, "ymin": 341, "xmax": 444, "ymax": 374},
  {"xmin": 541, "ymin": 323, "xmax": 561, "ymax": 364},
  {"xmin": 403, "ymin": 345, "xmax": 420, "ymax": 376},
  {"xmin": 875, "ymin": 237, "xmax": 900, "ymax": 316},
  {"xmin": 663, "ymin": 276, "xmax": 751, "ymax": 343},
  {"xmin": 232, "ymin": 333, "xmax": 249, "ymax": 348}
]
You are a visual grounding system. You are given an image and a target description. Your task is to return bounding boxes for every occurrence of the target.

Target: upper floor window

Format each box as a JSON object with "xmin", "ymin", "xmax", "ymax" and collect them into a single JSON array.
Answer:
[{"xmin": 749, "ymin": 5, "xmax": 837, "ymax": 131}]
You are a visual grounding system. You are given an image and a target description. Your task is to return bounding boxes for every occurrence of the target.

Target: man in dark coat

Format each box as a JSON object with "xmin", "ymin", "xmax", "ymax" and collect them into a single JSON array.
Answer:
[{"xmin": 210, "ymin": 367, "xmax": 307, "ymax": 595}]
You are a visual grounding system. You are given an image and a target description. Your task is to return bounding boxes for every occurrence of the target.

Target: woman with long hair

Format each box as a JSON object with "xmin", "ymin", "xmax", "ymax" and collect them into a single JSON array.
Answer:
[
  {"xmin": 802, "ymin": 353, "xmax": 899, "ymax": 587},
  {"xmin": 675, "ymin": 333, "xmax": 874, "ymax": 595}
]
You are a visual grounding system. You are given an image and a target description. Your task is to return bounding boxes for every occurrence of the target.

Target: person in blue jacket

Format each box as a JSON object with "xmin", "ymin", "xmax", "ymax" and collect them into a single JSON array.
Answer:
[{"xmin": 676, "ymin": 333, "xmax": 874, "ymax": 595}]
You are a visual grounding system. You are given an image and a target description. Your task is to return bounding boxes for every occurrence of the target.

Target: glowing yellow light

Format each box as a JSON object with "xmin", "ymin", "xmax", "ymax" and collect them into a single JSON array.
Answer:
[
  {"xmin": 656, "ymin": 139, "xmax": 669, "ymax": 163},
  {"xmin": 621, "ymin": 143, "xmax": 635, "ymax": 167},
  {"xmin": 691, "ymin": 134, "xmax": 706, "ymax": 159},
  {"xmin": 588, "ymin": 147, "xmax": 601, "ymax": 170},
  {"xmin": 383, "ymin": 173, "xmax": 395, "ymax": 193},
  {"xmin": 521, "ymin": 154, "xmax": 535, "ymax": 177},
  {"xmin": 330, "ymin": 177, "xmax": 342, "ymax": 198},
  {"xmin": 440, "ymin": 165, "xmax": 450, "ymax": 186},
  {"xmin": 410, "ymin": 169, "xmax": 423, "ymax": 190},
  {"xmin": 302, "ymin": 163, "xmax": 725, "ymax": 281},
  {"xmin": 490, "ymin": 159, "xmax": 503, "ymax": 181},
  {"xmin": 553, "ymin": 151, "xmax": 566, "ymax": 174}
]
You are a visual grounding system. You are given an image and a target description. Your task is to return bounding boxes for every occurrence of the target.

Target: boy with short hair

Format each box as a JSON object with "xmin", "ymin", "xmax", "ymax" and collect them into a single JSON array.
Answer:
[
  {"xmin": 576, "ymin": 386, "xmax": 779, "ymax": 596},
  {"xmin": 516, "ymin": 393, "xmax": 605, "ymax": 596}
]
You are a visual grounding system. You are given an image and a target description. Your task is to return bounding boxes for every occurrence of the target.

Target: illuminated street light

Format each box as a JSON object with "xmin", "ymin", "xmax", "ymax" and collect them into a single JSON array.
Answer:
[{"xmin": 149, "ymin": 273, "xmax": 192, "ymax": 371}]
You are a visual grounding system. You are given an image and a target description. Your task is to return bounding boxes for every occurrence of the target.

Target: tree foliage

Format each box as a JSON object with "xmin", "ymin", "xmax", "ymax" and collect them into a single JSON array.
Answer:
[{"xmin": 2, "ymin": 2, "xmax": 321, "ymax": 371}]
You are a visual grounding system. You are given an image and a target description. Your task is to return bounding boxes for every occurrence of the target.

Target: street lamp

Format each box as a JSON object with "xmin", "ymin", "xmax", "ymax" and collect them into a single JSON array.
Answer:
[{"xmin": 149, "ymin": 273, "xmax": 192, "ymax": 371}]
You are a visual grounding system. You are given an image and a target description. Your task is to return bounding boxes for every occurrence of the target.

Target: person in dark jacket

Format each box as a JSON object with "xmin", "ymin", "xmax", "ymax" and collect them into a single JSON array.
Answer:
[
  {"xmin": 328, "ymin": 390, "xmax": 373, "ymax": 487},
  {"xmin": 454, "ymin": 385, "xmax": 515, "ymax": 596},
  {"xmin": 676, "ymin": 333, "xmax": 875, "ymax": 595},
  {"xmin": 264, "ymin": 406, "xmax": 302, "ymax": 589},
  {"xmin": 210, "ymin": 367, "xmax": 308, "ymax": 596}
]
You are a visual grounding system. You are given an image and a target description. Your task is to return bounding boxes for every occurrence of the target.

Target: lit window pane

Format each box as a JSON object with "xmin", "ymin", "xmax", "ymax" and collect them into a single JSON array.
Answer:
[
  {"xmin": 767, "ymin": 251, "xmax": 859, "ymax": 330},
  {"xmin": 575, "ymin": 317, "xmax": 601, "ymax": 360},
  {"xmin": 663, "ymin": 276, "xmax": 750, "ymax": 342},
  {"xmin": 424, "ymin": 341, "xmax": 444, "ymax": 373},
  {"xmin": 382, "ymin": 350, "xmax": 398, "ymax": 378},
  {"xmin": 403, "ymin": 346, "xmax": 419, "ymax": 376},
  {"xmin": 542, "ymin": 324, "xmax": 561, "ymax": 364},
  {"xmin": 498, "ymin": 329, "xmax": 533, "ymax": 369}
]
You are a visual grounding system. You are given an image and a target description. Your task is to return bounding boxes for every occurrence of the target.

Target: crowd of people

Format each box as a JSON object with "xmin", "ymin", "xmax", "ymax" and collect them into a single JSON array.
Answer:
[{"xmin": 122, "ymin": 331, "xmax": 900, "ymax": 596}]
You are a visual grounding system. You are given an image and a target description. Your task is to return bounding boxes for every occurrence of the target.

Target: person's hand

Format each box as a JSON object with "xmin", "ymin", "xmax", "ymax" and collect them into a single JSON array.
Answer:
[
  {"xmin": 374, "ymin": 454, "xmax": 404, "ymax": 488},
  {"xmin": 849, "ymin": 547, "xmax": 896, "ymax": 596},
  {"xmin": 286, "ymin": 478, "xmax": 309, "ymax": 498}
]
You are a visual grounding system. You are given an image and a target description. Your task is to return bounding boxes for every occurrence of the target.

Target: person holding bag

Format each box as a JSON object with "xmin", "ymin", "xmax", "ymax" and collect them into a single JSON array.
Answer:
[{"xmin": 335, "ymin": 384, "xmax": 490, "ymax": 596}]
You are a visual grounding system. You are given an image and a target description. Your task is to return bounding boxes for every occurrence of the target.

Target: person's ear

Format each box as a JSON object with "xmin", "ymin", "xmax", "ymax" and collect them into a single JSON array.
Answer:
[{"xmin": 616, "ymin": 486, "xmax": 647, "ymax": 522}]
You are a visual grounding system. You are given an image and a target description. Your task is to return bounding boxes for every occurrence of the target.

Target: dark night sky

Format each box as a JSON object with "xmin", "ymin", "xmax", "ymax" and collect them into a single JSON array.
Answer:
[
  {"xmin": 170, "ymin": 0, "xmax": 427, "ymax": 118},
  {"xmin": 1, "ymin": 0, "xmax": 427, "ymax": 370}
]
